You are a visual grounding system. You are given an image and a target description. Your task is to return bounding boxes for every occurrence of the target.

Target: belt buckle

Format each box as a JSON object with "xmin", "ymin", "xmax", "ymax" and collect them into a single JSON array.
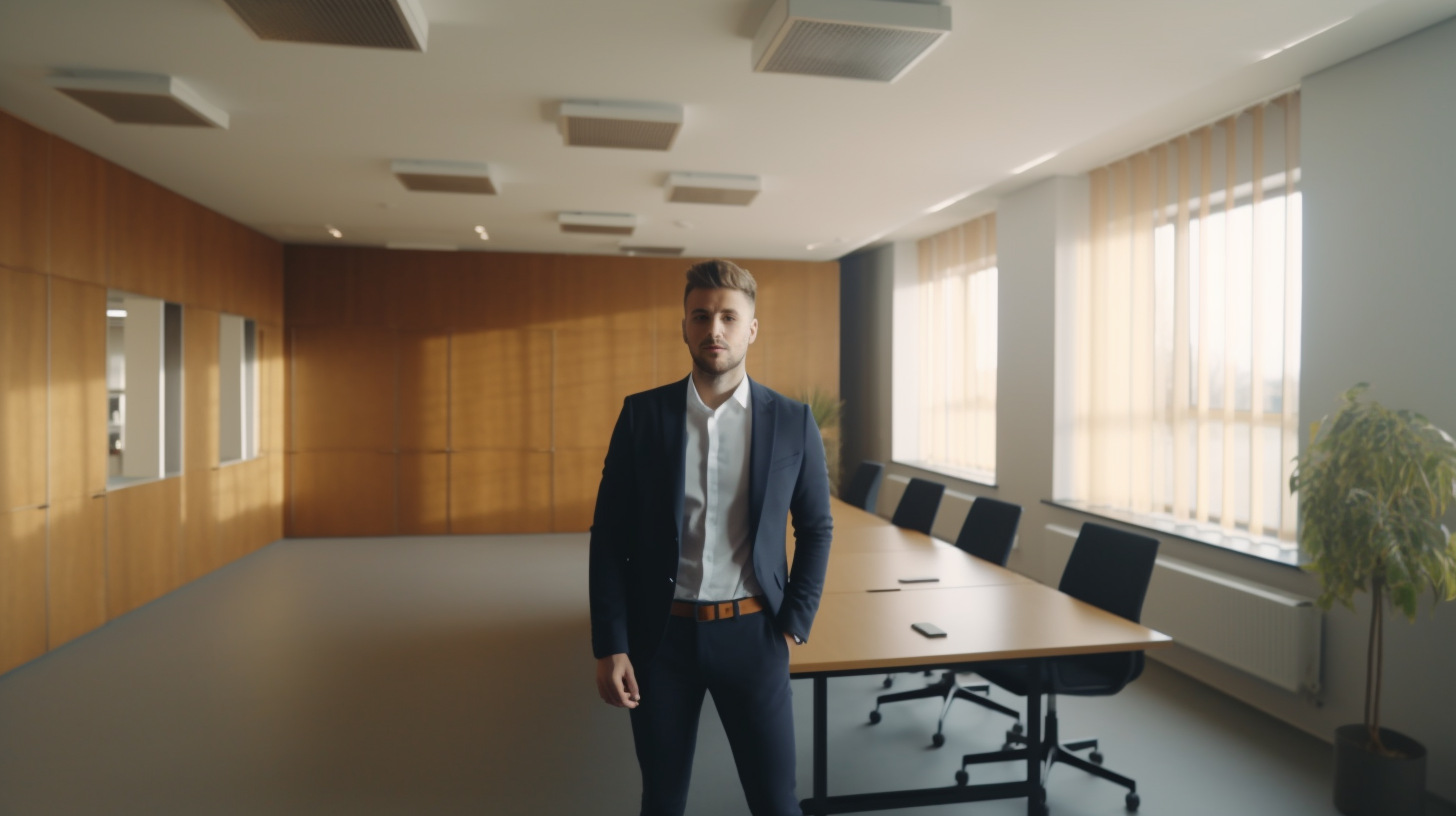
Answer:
[{"xmin": 718, "ymin": 601, "xmax": 734, "ymax": 620}]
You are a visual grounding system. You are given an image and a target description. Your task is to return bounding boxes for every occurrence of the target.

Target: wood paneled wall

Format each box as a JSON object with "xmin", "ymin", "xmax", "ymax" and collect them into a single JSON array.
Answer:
[
  {"xmin": 284, "ymin": 247, "xmax": 840, "ymax": 537},
  {"xmin": 0, "ymin": 109, "xmax": 285, "ymax": 676}
]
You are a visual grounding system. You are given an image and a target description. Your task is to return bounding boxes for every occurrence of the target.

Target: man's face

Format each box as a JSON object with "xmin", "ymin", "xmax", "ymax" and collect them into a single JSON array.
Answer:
[{"xmin": 682, "ymin": 287, "xmax": 758, "ymax": 377}]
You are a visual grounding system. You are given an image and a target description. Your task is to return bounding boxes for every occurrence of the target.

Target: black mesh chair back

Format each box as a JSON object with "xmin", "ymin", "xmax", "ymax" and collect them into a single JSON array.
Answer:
[
  {"xmin": 890, "ymin": 478, "xmax": 945, "ymax": 536},
  {"xmin": 952, "ymin": 497, "xmax": 1022, "ymax": 566},
  {"xmin": 842, "ymin": 461, "xmax": 885, "ymax": 512},
  {"xmin": 1058, "ymin": 523, "xmax": 1160, "ymax": 623}
]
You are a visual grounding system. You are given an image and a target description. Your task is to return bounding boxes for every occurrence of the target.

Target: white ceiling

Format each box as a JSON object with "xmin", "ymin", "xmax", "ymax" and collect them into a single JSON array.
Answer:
[{"xmin": 1, "ymin": 0, "xmax": 1453, "ymax": 261}]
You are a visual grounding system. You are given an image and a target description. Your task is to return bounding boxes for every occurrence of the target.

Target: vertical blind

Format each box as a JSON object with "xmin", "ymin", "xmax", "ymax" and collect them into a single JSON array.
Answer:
[
  {"xmin": 1071, "ymin": 92, "xmax": 1302, "ymax": 542},
  {"xmin": 916, "ymin": 213, "xmax": 998, "ymax": 481}
]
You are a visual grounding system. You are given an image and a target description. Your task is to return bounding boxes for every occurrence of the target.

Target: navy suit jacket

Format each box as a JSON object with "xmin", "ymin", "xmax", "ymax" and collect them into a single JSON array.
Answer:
[{"xmin": 589, "ymin": 375, "xmax": 834, "ymax": 662}]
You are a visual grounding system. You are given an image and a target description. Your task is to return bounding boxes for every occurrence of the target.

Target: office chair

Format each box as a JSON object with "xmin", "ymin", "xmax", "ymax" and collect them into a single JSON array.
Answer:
[
  {"xmin": 954, "ymin": 522, "xmax": 1159, "ymax": 813},
  {"xmin": 842, "ymin": 461, "xmax": 885, "ymax": 513},
  {"xmin": 889, "ymin": 477, "xmax": 944, "ymax": 535},
  {"xmin": 869, "ymin": 498, "xmax": 1024, "ymax": 746},
  {"xmin": 877, "ymin": 478, "xmax": 945, "ymax": 691}
]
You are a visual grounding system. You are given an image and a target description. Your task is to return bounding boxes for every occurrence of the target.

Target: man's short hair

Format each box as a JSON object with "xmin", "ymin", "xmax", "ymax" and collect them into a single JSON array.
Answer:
[{"xmin": 684, "ymin": 259, "xmax": 757, "ymax": 307}]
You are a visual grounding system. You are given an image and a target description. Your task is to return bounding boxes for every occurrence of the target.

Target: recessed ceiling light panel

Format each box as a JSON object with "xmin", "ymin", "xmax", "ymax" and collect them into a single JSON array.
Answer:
[
  {"xmin": 391, "ymin": 160, "xmax": 497, "ymax": 194},
  {"xmin": 222, "ymin": 0, "xmax": 428, "ymax": 51},
  {"xmin": 558, "ymin": 100, "xmax": 683, "ymax": 151},
  {"xmin": 558, "ymin": 211, "xmax": 638, "ymax": 235},
  {"xmin": 753, "ymin": 0, "xmax": 952, "ymax": 82},
  {"xmin": 667, "ymin": 172, "xmax": 762, "ymax": 206},
  {"xmin": 47, "ymin": 71, "xmax": 229, "ymax": 128}
]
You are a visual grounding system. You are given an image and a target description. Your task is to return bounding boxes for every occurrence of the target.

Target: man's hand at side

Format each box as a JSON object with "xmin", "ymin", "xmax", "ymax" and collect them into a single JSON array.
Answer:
[{"xmin": 596, "ymin": 653, "xmax": 641, "ymax": 709}]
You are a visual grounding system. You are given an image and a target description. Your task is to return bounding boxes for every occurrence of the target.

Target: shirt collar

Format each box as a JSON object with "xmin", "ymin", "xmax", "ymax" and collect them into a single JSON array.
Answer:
[{"xmin": 687, "ymin": 374, "xmax": 752, "ymax": 414}]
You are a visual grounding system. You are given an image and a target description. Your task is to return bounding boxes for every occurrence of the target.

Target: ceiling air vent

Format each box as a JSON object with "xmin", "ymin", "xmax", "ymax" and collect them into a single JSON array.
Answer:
[
  {"xmin": 558, "ymin": 100, "xmax": 682, "ymax": 151},
  {"xmin": 392, "ymin": 160, "xmax": 497, "ymax": 194},
  {"xmin": 667, "ymin": 172, "xmax": 761, "ymax": 206},
  {"xmin": 47, "ymin": 71, "xmax": 229, "ymax": 128},
  {"xmin": 559, "ymin": 212, "xmax": 637, "ymax": 236},
  {"xmin": 222, "ymin": 0, "xmax": 428, "ymax": 51},
  {"xmin": 753, "ymin": 0, "xmax": 951, "ymax": 82},
  {"xmin": 620, "ymin": 245, "xmax": 685, "ymax": 257}
]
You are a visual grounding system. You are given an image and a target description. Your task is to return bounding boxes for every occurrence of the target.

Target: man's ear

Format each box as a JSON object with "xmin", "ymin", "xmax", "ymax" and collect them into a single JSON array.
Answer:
[
  {"xmin": 681, "ymin": 318, "xmax": 688, "ymax": 346},
  {"xmin": 748, "ymin": 317, "xmax": 759, "ymax": 345}
]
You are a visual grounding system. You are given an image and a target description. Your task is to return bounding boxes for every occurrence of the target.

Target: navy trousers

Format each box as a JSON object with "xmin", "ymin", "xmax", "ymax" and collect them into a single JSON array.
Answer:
[{"xmin": 628, "ymin": 608, "xmax": 802, "ymax": 816}]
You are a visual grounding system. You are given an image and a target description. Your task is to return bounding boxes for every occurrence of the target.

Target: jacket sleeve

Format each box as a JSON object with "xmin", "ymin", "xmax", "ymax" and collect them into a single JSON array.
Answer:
[
  {"xmin": 776, "ymin": 403, "xmax": 834, "ymax": 642},
  {"xmin": 589, "ymin": 397, "xmax": 637, "ymax": 658}
]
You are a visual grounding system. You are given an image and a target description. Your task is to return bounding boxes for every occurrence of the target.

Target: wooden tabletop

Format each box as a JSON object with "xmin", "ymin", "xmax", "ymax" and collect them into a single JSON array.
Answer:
[
  {"xmin": 788, "ymin": 499, "xmax": 1172, "ymax": 675},
  {"xmin": 822, "ymin": 549, "xmax": 1032, "ymax": 594},
  {"xmin": 791, "ymin": 583, "xmax": 1172, "ymax": 674}
]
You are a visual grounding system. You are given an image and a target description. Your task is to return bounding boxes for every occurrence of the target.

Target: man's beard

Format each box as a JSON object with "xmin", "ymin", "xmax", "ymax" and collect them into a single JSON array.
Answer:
[{"xmin": 690, "ymin": 345, "xmax": 744, "ymax": 376}]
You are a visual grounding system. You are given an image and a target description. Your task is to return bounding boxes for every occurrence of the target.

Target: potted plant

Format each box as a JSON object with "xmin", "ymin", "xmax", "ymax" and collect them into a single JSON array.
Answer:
[
  {"xmin": 801, "ymin": 388, "xmax": 844, "ymax": 496},
  {"xmin": 1291, "ymin": 384, "xmax": 1456, "ymax": 816}
]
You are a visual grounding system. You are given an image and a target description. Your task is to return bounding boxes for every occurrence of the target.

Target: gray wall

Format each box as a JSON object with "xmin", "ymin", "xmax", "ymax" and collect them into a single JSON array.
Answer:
[
  {"xmin": 839, "ymin": 245, "xmax": 894, "ymax": 487},
  {"xmin": 1298, "ymin": 12, "xmax": 1456, "ymax": 795},
  {"xmin": 838, "ymin": 15, "xmax": 1456, "ymax": 801}
]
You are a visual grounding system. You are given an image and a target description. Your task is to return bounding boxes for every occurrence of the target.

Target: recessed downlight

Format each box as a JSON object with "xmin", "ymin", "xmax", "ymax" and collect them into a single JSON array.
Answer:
[{"xmin": 326, "ymin": 225, "xmax": 342, "ymax": 238}]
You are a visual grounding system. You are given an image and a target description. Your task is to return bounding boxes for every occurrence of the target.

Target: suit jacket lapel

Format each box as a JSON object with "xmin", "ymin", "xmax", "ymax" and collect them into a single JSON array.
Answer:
[
  {"xmin": 747, "ymin": 378, "xmax": 776, "ymax": 543},
  {"xmin": 665, "ymin": 376, "xmax": 689, "ymax": 554}
]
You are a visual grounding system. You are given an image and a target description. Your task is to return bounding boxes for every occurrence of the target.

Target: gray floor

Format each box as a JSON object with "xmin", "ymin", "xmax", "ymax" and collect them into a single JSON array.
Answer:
[{"xmin": 0, "ymin": 534, "xmax": 1450, "ymax": 816}]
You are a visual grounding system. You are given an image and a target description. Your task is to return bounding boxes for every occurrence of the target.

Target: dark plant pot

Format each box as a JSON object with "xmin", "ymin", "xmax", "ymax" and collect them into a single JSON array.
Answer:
[{"xmin": 1334, "ymin": 724, "xmax": 1426, "ymax": 816}]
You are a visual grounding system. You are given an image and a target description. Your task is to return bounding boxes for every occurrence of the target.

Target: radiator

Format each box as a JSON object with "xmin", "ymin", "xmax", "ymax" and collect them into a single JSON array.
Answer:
[{"xmin": 1046, "ymin": 524, "xmax": 1322, "ymax": 698}]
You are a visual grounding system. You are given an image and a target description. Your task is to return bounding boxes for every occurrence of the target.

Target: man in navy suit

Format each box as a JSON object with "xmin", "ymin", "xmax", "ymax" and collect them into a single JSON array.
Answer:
[{"xmin": 590, "ymin": 259, "xmax": 834, "ymax": 816}]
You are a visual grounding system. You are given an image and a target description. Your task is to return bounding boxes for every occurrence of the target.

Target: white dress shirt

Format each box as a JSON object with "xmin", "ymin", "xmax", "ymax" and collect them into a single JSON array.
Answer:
[{"xmin": 675, "ymin": 375, "xmax": 762, "ymax": 602}]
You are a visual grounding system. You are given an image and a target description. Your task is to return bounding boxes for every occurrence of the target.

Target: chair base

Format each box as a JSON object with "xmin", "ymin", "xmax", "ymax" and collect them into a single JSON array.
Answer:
[
  {"xmin": 870, "ymin": 671, "xmax": 1020, "ymax": 746},
  {"xmin": 956, "ymin": 699, "xmax": 1141, "ymax": 812}
]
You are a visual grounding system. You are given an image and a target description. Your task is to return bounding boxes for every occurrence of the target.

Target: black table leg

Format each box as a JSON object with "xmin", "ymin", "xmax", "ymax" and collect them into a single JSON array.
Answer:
[
  {"xmin": 812, "ymin": 676, "xmax": 827, "ymax": 816},
  {"xmin": 1026, "ymin": 659, "xmax": 1044, "ymax": 816}
]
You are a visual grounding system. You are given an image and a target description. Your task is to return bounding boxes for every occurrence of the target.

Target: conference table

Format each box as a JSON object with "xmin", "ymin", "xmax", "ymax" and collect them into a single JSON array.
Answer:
[{"xmin": 789, "ymin": 499, "xmax": 1171, "ymax": 816}]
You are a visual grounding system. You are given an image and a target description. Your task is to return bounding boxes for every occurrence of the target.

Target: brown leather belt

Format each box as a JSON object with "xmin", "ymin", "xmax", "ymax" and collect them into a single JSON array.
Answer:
[{"xmin": 671, "ymin": 596, "xmax": 767, "ymax": 622}]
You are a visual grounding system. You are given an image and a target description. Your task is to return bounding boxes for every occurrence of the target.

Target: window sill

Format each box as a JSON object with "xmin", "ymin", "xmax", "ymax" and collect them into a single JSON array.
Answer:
[
  {"xmin": 1040, "ymin": 499, "xmax": 1305, "ymax": 569},
  {"xmin": 891, "ymin": 460, "xmax": 997, "ymax": 490},
  {"xmin": 218, "ymin": 456, "xmax": 257, "ymax": 469}
]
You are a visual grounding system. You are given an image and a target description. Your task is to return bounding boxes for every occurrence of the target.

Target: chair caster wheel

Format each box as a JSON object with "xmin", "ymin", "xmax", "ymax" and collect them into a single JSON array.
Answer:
[
  {"xmin": 954, "ymin": 770, "xmax": 968, "ymax": 786},
  {"xmin": 1090, "ymin": 750, "xmax": 1103, "ymax": 764},
  {"xmin": 1010, "ymin": 722, "xmax": 1024, "ymax": 735},
  {"xmin": 868, "ymin": 710, "xmax": 881, "ymax": 725},
  {"xmin": 1125, "ymin": 792, "xmax": 1140, "ymax": 811},
  {"xmin": 931, "ymin": 733, "xmax": 945, "ymax": 748},
  {"xmin": 924, "ymin": 669, "xmax": 933, "ymax": 677},
  {"xmin": 883, "ymin": 676, "xmax": 894, "ymax": 689},
  {"xmin": 1001, "ymin": 742, "xmax": 1014, "ymax": 752}
]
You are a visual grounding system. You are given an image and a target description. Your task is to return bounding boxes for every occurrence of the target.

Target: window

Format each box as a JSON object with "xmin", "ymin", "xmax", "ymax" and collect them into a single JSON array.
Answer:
[
  {"xmin": 1061, "ymin": 92, "xmax": 1301, "ymax": 546},
  {"xmin": 895, "ymin": 213, "xmax": 999, "ymax": 484},
  {"xmin": 106, "ymin": 292, "xmax": 184, "ymax": 487},
  {"xmin": 219, "ymin": 314, "xmax": 259, "ymax": 463}
]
